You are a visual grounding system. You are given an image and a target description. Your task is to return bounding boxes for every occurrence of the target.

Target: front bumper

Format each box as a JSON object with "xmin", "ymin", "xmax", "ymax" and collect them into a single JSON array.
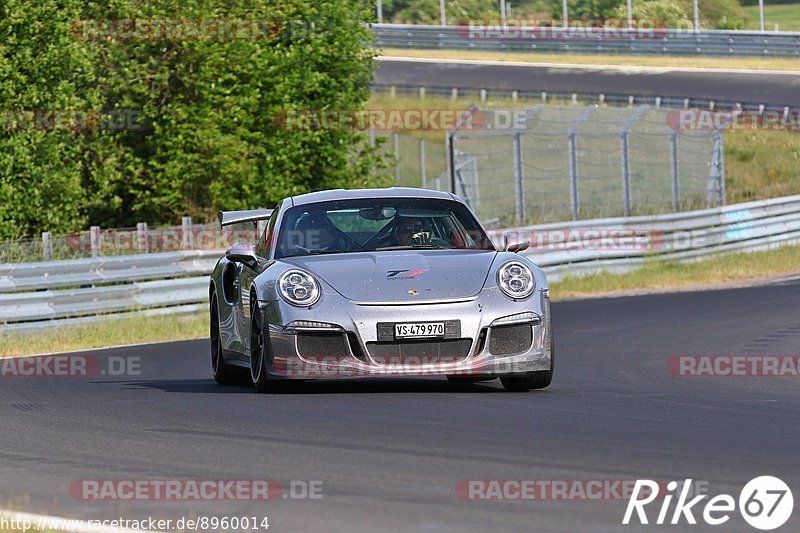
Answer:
[{"xmin": 263, "ymin": 287, "xmax": 552, "ymax": 379}]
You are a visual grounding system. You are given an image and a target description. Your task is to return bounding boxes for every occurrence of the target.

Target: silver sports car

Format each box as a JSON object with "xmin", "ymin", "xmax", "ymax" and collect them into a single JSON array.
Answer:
[{"xmin": 209, "ymin": 187, "xmax": 553, "ymax": 393}]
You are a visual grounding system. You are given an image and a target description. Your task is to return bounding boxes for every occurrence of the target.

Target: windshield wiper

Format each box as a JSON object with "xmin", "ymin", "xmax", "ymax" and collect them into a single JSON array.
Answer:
[{"xmin": 374, "ymin": 245, "xmax": 446, "ymax": 251}]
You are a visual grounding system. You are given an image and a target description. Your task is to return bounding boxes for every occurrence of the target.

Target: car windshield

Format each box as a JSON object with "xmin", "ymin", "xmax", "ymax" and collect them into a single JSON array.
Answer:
[{"xmin": 275, "ymin": 197, "xmax": 496, "ymax": 259}]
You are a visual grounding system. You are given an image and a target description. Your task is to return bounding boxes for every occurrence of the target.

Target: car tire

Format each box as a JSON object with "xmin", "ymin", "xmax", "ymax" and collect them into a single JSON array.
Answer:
[
  {"xmin": 500, "ymin": 328, "xmax": 555, "ymax": 392},
  {"xmin": 210, "ymin": 295, "xmax": 241, "ymax": 386},
  {"xmin": 250, "ymin": 304, "xmax": 304, "ymax": 394}
]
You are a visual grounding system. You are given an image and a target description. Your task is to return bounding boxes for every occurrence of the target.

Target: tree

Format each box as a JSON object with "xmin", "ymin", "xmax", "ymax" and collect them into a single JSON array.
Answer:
[{"xmin": 0, "ymin": 0, "xmax": 389, "ymax": 238}]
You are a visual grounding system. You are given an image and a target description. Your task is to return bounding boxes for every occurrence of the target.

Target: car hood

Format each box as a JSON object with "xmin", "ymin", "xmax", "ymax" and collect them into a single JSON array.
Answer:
[{"xmin": 283, "ymin": 250, "xmax": 497, "ymax": 303}]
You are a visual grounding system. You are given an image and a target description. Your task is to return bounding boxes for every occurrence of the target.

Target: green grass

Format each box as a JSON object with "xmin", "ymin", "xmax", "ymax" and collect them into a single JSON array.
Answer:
[
  {"xmin": 550, "ymin": 242, "xmax": 800, "ymax": 299},
  {"xmin": 0, "ymin": 311, "xmax": 207, "ymax": 357},
  {"xmin": 725, "ymin": 130, "xmax": 800, "ymax": 204},
  {"xmin": 742, "ymin": 4, "xmax": 800, "ymax": 31}
]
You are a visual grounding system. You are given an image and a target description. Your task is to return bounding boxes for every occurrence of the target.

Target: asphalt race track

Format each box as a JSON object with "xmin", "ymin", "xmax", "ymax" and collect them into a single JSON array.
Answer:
[
  {"xmin": 374, "ymin": 58, "xmax": 800, "ymax": 107},
  {"xmin": 2, "ymin": 280, "xmax": 799, "ymax": 532}
]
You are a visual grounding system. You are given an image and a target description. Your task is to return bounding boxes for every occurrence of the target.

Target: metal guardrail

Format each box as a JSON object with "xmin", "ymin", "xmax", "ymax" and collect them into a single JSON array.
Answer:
[
  {"xmin": 371, "ymin": 84, "xmax": 796, "ymax": 125},
  {"xmin": 2, "ymin": 194, "xmax": 800, "ymax": 330},
  {"xmin": 0, "ymin": 250, "xmax": 219, "ymax": 292},
  {"xmin": 372, "ymin": 24, "xmax": 800, "ymax": 57},
  {"xmin": 511, "ymin": 194, "xmax": 800, "ymax": 280}
]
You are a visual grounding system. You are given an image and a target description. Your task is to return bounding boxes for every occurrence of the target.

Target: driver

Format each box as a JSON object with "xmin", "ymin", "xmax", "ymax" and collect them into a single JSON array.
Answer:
[
  {"xmin": 294, "ymin": 212, "xmax": 337, "ymax": 251},
  {"xmin": 391, "ymin": 217, "xmax": 427, "ymax": 246}
]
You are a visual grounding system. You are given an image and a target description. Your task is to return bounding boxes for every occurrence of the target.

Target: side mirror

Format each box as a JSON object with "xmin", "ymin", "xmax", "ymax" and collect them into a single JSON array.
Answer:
[
  {"xmin": 503, "ymin": 231, "xmax": 530, "ymax": 254},
  {"xmin": 225, "ymin": 241, "xmax": 258, "ymax": 265}
]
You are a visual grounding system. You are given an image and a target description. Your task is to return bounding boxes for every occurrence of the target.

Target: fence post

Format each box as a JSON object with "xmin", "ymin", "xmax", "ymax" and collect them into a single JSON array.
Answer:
[
  {"xmin": 447, "ymin": 133, "xmax": 455, "ymax": 194},
  {"xmin": 369, "ymin": 127, "xmax": 376, "ymax": 178},
  {"xmin": 718, "ymin": 132, "xmax": 726, "ymax": 204},
  {"xmin": 567, "ymin": 132, "xmax": 579, "ymax": 220},
  {"xmin": 619, "ymin": 106, "xmax": 648, "ymax": 217},
  {"xmin": 182, "ymin": 216, "xmax": 193, "ymax": 250},
  {"xmin": 137, "ymin": 222, "xmax": 149, "ymax": 253},
  {"xmin": 419, "ymin": 138, "xmax": 427, "ymax": 188},
  {"xmin": 710, "ymin": 131, "xmax": 726, "ymax": 205},
  {"xmin": 393, "ymin": 131, "xmax": 400, "ymax": 183},
  {"xmin": 620, "ymin": 132, "xmax": 632, "ymax": 217},
  {"xmin": 41, "ymin": 231, "xmax": 52, "ymax": 261},
  {"xmin": 513, "ymin": 131, "xmax": 525, "ymax": 223},
  {"xmin": 90, "ymin": 226, "xmax": 100, "ymax": 258},
  {"xmin": 566, "ymin": 106, "xmax": 596, "ymax": 220},
  {"xmin": 670, "ymin": 133, "xmax": 680, "ymax": 211}
]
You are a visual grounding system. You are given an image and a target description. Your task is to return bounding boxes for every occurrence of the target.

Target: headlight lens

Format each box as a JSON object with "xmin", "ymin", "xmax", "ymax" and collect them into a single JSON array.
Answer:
[
  {"xmin": 497, "ymin": 261, "xmax": 535, "ymax": 299},
  {"xmin": 278, "ymin": 269, "xmax": 320, "ymax": 307}
]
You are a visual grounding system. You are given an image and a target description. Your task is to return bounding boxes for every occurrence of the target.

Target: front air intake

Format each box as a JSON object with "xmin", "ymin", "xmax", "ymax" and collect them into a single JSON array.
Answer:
[{"xmin": 489, "ymin": 323, "xmax": 533, "ymax": 356}]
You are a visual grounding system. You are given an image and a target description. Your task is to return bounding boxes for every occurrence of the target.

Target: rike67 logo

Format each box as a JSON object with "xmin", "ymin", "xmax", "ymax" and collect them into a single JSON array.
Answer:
[{"xmin": 623, "ymin": 477, "xmax": 793, "ymax": 530}]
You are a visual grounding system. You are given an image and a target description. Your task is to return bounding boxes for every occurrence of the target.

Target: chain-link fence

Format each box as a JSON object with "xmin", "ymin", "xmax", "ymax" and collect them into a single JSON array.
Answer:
[
  {"xmin": 0, "ymin": 219, "xmax": 260, "ymax": 263},
  {"xmin": 445, "ymin": 104, "xmax": 724, "ymax": 224}
]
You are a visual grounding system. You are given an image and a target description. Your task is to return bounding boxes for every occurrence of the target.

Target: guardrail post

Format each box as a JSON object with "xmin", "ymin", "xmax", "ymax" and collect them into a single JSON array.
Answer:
[
  {"xmin": 182, "ymin": 217, "xmax": 193, "ymax": 250},
  {"xmin": 420, "ymin": 138, "xmax": 427, "ymax": 187},
  {"xmin": 513, "ymin": 131, "xmax": 525, "ymax": 223},
  {"xmin": 90, "ymin": 226, "xmax": 100, "ymax": 258},
  {"xmin": 137, "ymin": 222, "xmax": 149, "ymax": 253},
  {"xmin": 41, "ymin": 232, "xmax": 52, "ymax": 261},
  {"xmin": 670, "ymin": 133, "xmax": 680, "ymax": 211},
  {"xmin": 621, "ymin": 132, "xmax": 632, "ymax": 217}
]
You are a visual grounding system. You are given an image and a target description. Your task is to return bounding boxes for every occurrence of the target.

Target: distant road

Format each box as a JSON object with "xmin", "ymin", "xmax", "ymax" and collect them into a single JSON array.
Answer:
[{"xmin": 374, "ymin": 57, "xmax": 800, "ymax": 106}]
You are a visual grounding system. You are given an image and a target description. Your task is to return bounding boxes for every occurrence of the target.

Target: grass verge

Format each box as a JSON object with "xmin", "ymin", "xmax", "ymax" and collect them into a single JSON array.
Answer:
[
  {"xmin": 742, "ymin": 4, "xmax": 800, "ymax": 31},
  {"xmin": 0, "ymin": 311, "xmax": 207, "ymax": 358},
  {"xmin": 379, "ymin": 48, "xmax": 800, "ymax": 72},
  {"xmin": 550, "ymin": 243, "xmax": 800, "ymax": 300}
]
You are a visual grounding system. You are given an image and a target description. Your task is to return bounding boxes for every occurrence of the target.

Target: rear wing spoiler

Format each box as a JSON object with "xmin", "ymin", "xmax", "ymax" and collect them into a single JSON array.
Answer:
[{"xmin": 218, "ymin": 209, "xmax": 273, "ymax": 228}]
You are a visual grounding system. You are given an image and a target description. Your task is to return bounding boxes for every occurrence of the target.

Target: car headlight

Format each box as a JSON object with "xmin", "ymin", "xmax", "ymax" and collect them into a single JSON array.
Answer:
[
  {"xmin": 278, "ymin": 269, "xmax": 320, "ymax": 307},
  {"xmin": 497, "ymin": 261, "xmax": 535, "ymax": 299}
]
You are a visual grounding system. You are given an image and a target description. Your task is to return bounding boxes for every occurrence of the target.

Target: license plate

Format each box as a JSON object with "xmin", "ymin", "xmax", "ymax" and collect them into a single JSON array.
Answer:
[{"xmin": 394, "ymin": 322, "xmax": 445, "ymax": 339}]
